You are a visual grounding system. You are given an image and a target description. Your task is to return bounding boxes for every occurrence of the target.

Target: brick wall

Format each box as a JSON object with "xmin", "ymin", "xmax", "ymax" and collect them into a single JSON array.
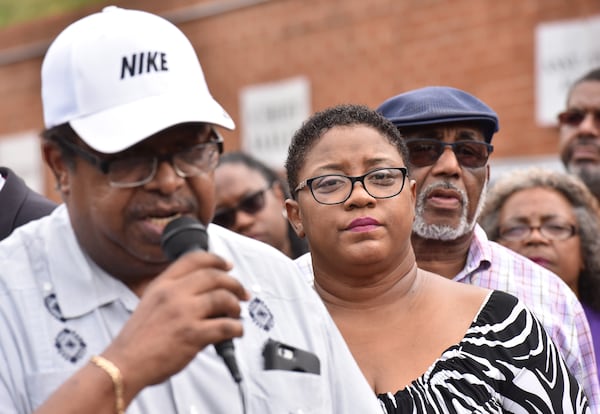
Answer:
[{"xmin": 0, "ymin": 0, "xmax": 599, "ymax": 198}]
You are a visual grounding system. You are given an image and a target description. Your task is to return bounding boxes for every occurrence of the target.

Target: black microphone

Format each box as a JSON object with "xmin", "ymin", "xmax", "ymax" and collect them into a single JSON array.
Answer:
[{"xmin": 161, "ymin": 216, "xmax": 242, "ymax": 383}]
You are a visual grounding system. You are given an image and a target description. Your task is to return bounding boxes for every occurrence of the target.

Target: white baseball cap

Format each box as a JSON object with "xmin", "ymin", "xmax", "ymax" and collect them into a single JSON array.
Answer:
[{"xmin": 41, "ymin": 6, "xmax": 235, "ymax": 154}]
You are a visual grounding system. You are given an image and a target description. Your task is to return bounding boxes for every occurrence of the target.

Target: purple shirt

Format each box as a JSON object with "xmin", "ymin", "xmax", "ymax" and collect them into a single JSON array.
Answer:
[{"xmin": 584, "ymin": 303, "xmax": 600, "ymax": 380}]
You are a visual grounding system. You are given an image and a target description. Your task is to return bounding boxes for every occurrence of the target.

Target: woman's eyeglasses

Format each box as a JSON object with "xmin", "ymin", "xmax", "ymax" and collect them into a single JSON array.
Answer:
[
  {"xmin": 405, "ymin": 138, "xmax": 493, "ymax": 169},
  {"xmin": 557, "ymin": 109, "xmax": 600, "ymax": 127},
  {"xmin": 212, "ymin": 187, "xmax": 270, "ymax": 228},
  {"xmin": 294, "ymin": 167, "xmax": 407, "ymax": 205},
  {"xmin": 498, "ymin": 221, "xmax": 578, "ymax": 242}
]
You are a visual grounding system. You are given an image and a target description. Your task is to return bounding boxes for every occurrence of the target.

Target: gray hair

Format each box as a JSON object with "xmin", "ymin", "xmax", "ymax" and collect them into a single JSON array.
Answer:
[{"xmin": 479, "ymin": 167, "xmax": 600, "ymax": 311}]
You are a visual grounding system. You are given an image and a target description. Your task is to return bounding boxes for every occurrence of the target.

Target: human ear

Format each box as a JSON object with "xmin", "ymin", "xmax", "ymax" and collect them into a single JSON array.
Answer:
[
  {"xmin": 407, "ymin": 179, "xmax": 417, "ymax": 222},
  {"xmin": 42, "ymin": 141, "xmax": 71, "ymax": 196},
  {"xmin": 285, "ymin": 198, "xmax": 305, "ymax": 238}
]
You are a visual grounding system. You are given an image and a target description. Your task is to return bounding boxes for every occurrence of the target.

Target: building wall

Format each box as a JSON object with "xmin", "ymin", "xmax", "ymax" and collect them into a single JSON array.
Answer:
[{"xmin": 0, "ymin": 0, "xmax": 599, "ymax": 198}]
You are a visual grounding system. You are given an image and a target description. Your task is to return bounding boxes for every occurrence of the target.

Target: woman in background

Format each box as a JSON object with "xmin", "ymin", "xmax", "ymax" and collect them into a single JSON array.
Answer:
[
  {"xmin": 479, "ymin": 167, "xmax": 600, "ymax": 378},
  {"xmin": 213, "ymin": 151, "xmax": 308, "ymax": 258}
]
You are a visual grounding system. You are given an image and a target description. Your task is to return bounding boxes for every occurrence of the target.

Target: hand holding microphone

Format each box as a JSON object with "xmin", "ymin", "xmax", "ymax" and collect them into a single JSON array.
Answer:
[
  {"xmin": 97, "ymin": 215, "xmax": 246, "ymax": 396},
  {"xmin": 161, "ymin": 216, "xmax": 243, "ymax": 383}
]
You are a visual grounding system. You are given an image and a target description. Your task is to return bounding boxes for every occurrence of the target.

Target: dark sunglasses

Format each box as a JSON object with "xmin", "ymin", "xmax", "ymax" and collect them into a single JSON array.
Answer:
[
  {"xmin": 557, "ymin": 109, "xmax": 600, "ymax": 127},
  {"xmin": 212, "ymin": 187, "xmax": 270, "ymax": 228},
  {"xmin": 405, "ymin": 138, "xmax": 493, "ymax": 168}
]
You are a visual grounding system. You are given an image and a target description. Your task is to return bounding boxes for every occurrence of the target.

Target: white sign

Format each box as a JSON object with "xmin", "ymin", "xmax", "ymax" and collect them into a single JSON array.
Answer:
[
  {"xmin": 489, "ymin": 155, "xmax": 565, "ymax": 185},
  {"xmin": 535, "ymin": 15, "xmax": 600, "ymax": 126},
  {"xmin": 240, "ymin": 77, "xmax": 311, "ymax": 170},
  {"xmin": 0, "ymin": 132, "xmax": 45, "ymax": 193}
]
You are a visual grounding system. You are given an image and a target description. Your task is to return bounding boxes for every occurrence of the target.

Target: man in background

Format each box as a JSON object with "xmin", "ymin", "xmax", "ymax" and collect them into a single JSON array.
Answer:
[
  {"xmin": 558, "ymin": 68, "xmax": 600, "ymax": 200},
  {"xmin": 377, "ymin": 86, "xmax": 600, "ymax": 409},
  {"xmin": 0, "ymin": 166, "xmax": 56, "ymax": 240}
]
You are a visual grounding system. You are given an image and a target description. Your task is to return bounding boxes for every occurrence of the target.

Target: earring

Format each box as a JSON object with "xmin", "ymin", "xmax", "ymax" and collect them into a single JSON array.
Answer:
[{"xmin": 282, "ymin": 208, "xmax": 288, "ymax": 219}]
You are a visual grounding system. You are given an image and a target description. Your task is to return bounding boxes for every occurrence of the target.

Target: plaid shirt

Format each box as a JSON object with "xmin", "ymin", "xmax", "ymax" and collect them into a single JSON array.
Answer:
[{"xmin": 294, "ymin": 224, "xmax": 600, "ymax": 411}]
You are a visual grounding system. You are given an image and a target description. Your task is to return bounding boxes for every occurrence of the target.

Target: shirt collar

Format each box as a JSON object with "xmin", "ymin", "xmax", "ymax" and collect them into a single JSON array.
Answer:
[
  {"xmin": 47, "ymin": 205, "xmax": 139, "ymax": 319},
  {"xmin": 454, "ymin": 224, "xmax": 491, "ymax": 282}
]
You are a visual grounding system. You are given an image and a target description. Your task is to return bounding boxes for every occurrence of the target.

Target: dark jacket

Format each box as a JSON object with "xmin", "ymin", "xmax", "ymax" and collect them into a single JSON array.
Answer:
[{"xmin": 0, "ymin": 167, "xmax": 57, "ymax": 241}]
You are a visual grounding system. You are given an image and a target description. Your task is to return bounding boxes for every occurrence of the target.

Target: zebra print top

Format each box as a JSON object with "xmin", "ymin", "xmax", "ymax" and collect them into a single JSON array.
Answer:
[{"xmin": 378, "ymin": 290, "xmax": 590, "ymax": 413}]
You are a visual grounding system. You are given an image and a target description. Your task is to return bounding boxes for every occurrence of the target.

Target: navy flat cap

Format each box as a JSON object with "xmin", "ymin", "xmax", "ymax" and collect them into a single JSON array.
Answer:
[{"xmin": 377, "ymin": 86, "xmax": 499, "ymax": 142}]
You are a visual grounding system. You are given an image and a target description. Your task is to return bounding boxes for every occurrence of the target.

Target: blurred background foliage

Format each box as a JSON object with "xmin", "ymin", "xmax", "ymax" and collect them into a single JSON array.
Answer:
[{"xmin": 0, "ymin": 0, "xmax": 105, "ymax": 28}]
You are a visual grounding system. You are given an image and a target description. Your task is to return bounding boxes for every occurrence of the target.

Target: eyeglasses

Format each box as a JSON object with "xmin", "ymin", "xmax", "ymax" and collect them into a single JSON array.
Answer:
[
  {"xmin": 212, "ymin": 186, "xmax": 271, "ymax": 228},
  {"xmin": 60, "ymin": 129, "xmax": 223, "ymax": 188},
  {"xmin": 294, "ymin": 167, "xmax": 407, "ymax": 205},
  {"xmin": 557, "ymin": 109, "xmax": 600, "ymax": 127},
  {"xmin": 498, "ymin": 221, "xmax": 578, "ymax": 242},
  {"xmin": 405, "ymin": 138, "xmax": 493, "ymax": 169}
]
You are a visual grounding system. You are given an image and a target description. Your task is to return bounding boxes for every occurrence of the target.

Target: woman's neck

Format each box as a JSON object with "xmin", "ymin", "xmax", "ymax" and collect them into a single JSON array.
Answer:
[{"xmin": 313, "ymin": 256, "xmax": 422, "ymax": 312}]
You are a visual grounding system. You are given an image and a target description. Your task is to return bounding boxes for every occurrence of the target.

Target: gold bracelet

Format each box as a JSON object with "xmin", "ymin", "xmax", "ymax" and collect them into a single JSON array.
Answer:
[{"xmin": 90, "ymin": 355, "xmax": 125, "ymax": 414}]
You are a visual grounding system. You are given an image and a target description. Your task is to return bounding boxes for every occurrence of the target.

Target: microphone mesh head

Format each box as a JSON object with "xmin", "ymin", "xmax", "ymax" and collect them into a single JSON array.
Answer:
[{"xmin": 160, "ymin": 216, "xmax": 208, "ymax": 260}]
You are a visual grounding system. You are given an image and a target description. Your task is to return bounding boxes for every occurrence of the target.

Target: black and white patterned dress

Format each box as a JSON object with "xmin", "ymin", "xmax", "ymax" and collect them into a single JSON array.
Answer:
[{"xmin": 378, "ymin": 290, "xmax": 590, "ymax": 413}]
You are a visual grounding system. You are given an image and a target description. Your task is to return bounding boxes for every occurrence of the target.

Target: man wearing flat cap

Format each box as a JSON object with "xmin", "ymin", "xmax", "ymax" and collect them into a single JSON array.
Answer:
[{"xmin": 378, "ymin": 86, "xmax": 600, "ymax": 409}]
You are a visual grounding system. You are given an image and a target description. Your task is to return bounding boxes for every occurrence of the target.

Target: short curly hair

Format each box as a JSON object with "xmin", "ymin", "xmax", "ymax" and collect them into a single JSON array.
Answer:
[
  {"xmin": 479, "ymin": 167, "xmax": 600, "ymax": 311},
  {"xmin": 285, "ymin": 104, "xmax": 409, "ymax": 197}
]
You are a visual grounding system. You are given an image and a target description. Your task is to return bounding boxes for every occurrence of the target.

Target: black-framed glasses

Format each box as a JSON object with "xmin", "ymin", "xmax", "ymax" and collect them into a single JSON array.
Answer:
[
  {"xmin": 212, "ymin": 186, "xmax": 271, "ymax": 228},
  {"xmin": 499, "ymin": 221, "xmax": 578, "ymax": 242},
  {"xmin": 294, "ymin": 167, "xmax": 407, "ymax": 205},
  {"xmin": 405, "ymin": 138, "xmax": 493, "ymax": 169},
  {"xmin": 557, "ymin": 109, "xmax": 600, "ymax": 127},
  {"xmin": 60, "ymin": 129, "xmax": 224, "ymax": 188}
]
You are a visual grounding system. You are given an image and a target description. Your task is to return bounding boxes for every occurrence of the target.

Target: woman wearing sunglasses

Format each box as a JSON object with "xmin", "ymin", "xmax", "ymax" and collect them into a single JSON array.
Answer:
[
  {"xmin": 285, "ymin": 103, "xmax": 589, "ymax": 413},
  {"xmin": 479, "ymin": 167, "xmax": 600, "ymax": 381},
  {"xmin": 213, "ymin": 151, "xmax": 308, "ymax": 258}
]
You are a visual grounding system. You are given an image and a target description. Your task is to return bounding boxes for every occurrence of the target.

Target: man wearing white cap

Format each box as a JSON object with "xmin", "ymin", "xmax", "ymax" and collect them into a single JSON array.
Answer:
[{"xmin": 0, "ymin": 7, "xmax": 381, "ymax": 413}]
